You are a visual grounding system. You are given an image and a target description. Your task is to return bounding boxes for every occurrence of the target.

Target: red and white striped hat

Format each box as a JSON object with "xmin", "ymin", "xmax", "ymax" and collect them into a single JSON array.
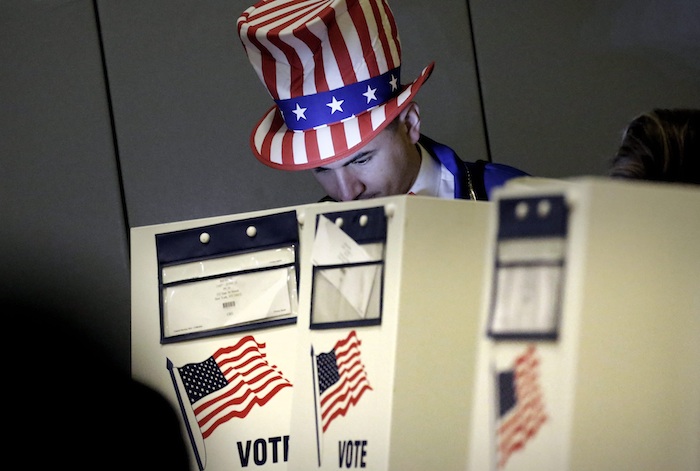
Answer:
[{"xmin": 237, "ymin": 0, "xmax": 434, "ymax": 171}]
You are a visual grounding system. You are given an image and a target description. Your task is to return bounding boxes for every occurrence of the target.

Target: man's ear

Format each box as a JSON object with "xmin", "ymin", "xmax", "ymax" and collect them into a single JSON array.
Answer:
[{"xmin": 399, "ymin": 102, "xmax": 421, "ymax": 144}]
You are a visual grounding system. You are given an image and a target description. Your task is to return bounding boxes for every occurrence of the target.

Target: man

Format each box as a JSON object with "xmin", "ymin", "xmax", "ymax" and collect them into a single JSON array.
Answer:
[{"xmin": 237, "ymin": 0, "xmax": 528, "ymax": 201}]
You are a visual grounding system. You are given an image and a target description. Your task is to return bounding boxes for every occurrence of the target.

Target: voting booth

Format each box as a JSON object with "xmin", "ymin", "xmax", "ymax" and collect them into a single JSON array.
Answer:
[
  {"xmin": 466, "ymin": 177, "xmax": 700, "ymax": 471},
  {"xmin": 131, "ymin": 195, "xmax": 492, "ymax": 471},
  {"xmin": 132, "ymin": 210, "xmax": 302, "ymax": 471},
  {"xmin": 132, "ymin": 178, "xmax": 699, "ymax": 471}
]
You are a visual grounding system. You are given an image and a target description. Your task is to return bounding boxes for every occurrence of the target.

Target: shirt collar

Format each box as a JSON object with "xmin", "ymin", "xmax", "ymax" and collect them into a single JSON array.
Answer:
[{"xmin": 408, "ymin": 142, "xmax": 455, "ymax": 198}]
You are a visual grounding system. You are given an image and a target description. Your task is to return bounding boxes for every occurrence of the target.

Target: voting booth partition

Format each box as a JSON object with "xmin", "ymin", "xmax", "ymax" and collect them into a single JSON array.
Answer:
[
  {"xmin": 132, "ymin": 209, "xmax": 303, "ymax": 471},
  {"xmin": 131, "ymin": 178, "xmax": 699, "ymax": 471},
  {"xmin": 131, "ymin": 195, "xmax": 492, "ymax": 471},
  {"xmin": 466, "ymin": 177, "xmax": 700, "ymax": 471}
]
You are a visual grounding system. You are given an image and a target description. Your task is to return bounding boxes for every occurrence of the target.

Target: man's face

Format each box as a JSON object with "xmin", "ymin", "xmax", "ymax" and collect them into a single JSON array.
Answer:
[{"xmin": 311, "ymin": 107, "xmax": 422, "ymax": 201}]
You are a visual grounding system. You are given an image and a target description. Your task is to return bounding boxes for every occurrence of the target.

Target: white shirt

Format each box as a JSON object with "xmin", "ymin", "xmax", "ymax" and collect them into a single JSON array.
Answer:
[{"xmin": 407, "ymin": 142, "xmax": 455, "ymax": 198}]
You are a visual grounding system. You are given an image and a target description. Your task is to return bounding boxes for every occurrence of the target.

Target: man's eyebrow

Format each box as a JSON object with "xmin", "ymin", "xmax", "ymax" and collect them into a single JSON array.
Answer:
[{"xmin": 315, "ymin": 150, "xmax": 373, "ymax": 171}]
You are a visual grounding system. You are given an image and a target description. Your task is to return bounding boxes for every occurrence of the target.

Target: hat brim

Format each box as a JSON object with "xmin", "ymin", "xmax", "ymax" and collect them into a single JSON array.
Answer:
[{"xmin": 248, "ymin": 62, "xmax": 435, "ymax": 171}]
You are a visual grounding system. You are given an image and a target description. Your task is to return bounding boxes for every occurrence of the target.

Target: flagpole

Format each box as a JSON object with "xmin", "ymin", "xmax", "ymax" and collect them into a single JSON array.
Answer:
[
  {"xmin": 310, "ymin": 345, "xmax": 322, "ymax": 466},
  {"xmin": 489, "ymin": 360, "xmax": 498, "ymax": 471},
  {"xmin": 167, "ymin": 358, "xmax": 205, "ymax": 471}
]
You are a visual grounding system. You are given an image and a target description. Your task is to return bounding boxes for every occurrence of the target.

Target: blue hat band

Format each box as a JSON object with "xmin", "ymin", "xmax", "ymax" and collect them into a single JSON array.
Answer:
[{"xmin": 275, "ymin": 67, "xmax": 401, "ymax": 131}]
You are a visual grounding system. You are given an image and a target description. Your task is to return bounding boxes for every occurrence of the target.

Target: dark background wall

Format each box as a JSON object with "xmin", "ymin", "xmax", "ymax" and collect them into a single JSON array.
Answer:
[{"xmin": 2, "ymin": 0, "xmax": 699, "ymax": 373}]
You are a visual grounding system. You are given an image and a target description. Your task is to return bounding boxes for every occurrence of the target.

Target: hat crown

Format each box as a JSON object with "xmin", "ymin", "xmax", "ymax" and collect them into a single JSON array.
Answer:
[
  {"xmin": 238, "ymin": 0, "xmax": 402, "ymax": 103},
  {"xmin": 236, "ymin": 0, "xmax": 434, "ymax": 171}
]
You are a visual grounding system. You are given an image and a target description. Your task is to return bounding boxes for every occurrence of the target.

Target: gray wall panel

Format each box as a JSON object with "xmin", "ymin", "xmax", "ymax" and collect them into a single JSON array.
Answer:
[
  {"xmin": 392, "ymin": 0, "xmax": 489, "ymax": 164},
  {"xmin": 469, "ymin": 0, "xmax": 700, "ymax": 179},
  {"xmin": 98, "ymin": 0, "xmax": 325, "ymax": 228},
  {"xmin": 1, "ymin": 1, "xmax": 130, "ymax": 371}
]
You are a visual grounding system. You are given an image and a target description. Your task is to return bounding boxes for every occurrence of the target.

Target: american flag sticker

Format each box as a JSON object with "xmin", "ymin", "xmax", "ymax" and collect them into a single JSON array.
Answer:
[
  {"xmin": 167, "ymin": 335, "xmax": 292, "ymax": 470},
  {"xmin": 315, "ymin": 330, "xmax": 373, "ymax": 433},
  {"xmin": 494, "ymin": 344, "xmax": 548, "ymax": 469},
  {"xmin": 311, "ymin": 330, "xmax": 373, "ymax": 466}
]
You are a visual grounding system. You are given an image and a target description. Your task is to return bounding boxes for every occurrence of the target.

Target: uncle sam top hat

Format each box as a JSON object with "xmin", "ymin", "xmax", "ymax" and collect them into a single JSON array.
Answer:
[{"xmin": 237, "ymin": 0, "xmax": 434, "ymax": 170}]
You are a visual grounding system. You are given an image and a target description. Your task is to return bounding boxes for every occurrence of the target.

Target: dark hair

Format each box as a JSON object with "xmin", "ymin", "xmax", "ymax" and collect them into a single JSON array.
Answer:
[{"xmin": 609, "ymin": 108, "xmax": 700, "ymax": 184}]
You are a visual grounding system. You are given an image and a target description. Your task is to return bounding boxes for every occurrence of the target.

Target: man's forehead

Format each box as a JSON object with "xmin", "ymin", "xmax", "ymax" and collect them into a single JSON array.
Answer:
[{"xmin": 324, "ymin": 125, "xmax": 401, "ymax": 168}]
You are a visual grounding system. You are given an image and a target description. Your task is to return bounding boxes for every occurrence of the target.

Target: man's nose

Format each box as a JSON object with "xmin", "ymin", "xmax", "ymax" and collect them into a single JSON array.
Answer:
[{"xmin": 335, "ymin": 169, "xmax": 364, "ymax": 201}]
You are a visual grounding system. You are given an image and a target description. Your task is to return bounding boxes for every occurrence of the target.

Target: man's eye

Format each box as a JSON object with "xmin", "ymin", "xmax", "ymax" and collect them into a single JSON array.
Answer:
[
  {"xmin": 313, "ymin": 167, "xmax": 328, "ymax": 174},
  {"xmin": 352, "ymin": 155, "xmax": 371, "ymax": 165}
]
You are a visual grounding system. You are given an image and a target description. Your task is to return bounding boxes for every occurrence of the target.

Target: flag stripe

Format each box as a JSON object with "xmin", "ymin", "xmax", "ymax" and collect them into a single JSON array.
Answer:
[
  {"xmin": 321, "ymin": 370, "xmax": 372, "ymax": 431},
  {"xmin": 200, "ymin": 380, "xmax": 293, "ymax": 438},
  {"xmin": 320, "ymin": 355, "xmax": 367, "ymax": 410},
  {"xmin": 496, "ymin": 345, "xmax": 547, "ymax": 469}
]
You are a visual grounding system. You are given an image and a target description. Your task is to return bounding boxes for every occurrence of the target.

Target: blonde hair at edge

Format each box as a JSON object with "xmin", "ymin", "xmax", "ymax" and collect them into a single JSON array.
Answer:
[{"xmin": 609, "ymin": 108, "xmax": 700, "ymax": 184}]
